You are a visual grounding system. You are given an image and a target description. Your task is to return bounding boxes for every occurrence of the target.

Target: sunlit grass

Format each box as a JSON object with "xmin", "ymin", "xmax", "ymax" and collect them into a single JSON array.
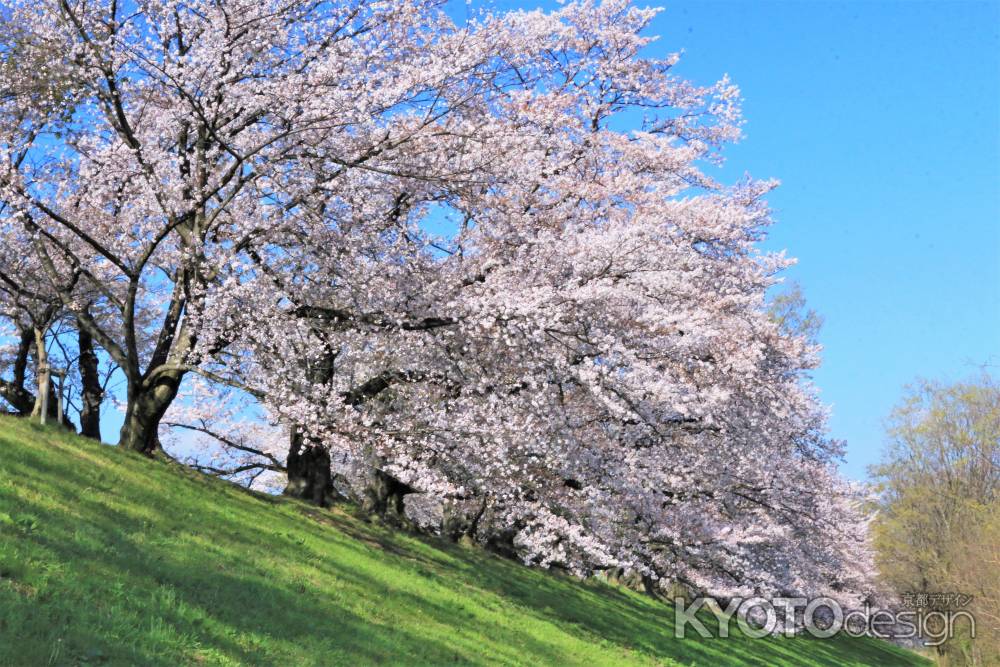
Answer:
[{"xmin": 0, "ymin": 416, "xmax": 929, "ymax": 666}]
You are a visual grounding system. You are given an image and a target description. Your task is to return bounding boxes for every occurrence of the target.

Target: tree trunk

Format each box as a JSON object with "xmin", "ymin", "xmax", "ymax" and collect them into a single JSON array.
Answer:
[
  {"xmin": 362, "ymin": 466, "xmax": 414, "ymax": 525},
  {"xmin": 29, "ymin": 327, "xmax": 48, "ymax": 420},
  {"xmin": 0, "ymin": 328, "xmax": 35, "ymax": 415},
  {"xmin": 282, "ymin": 341, "xmax": 337, "ymax": 506},
  {"xmin": 1, "ymin": 328, "xmax": 72, "ymax": 428},
  {"xmin": 284, "ymin": 427, "xmax": 335, "ymax": 506},
  {"xmin": 78, "ymin": 323, "xmax": 103, "ymax": 440},
  {"xmin": 118, "ymin": 369, "xmax": 183, "ymax": 455},
  {"xmin": 442, "ymin": 498, "xmax": 487, "ymax": 542},
  {"xmin": 599, "ymin": 567, "xmax": 660, "ymax": 597},
  {"xmin": 0, "ymin": 381, "xmax": 34, "ymax": 415},
  {"xmin": 12, "ymin": 327, "xmax": 31, "ymax": 390}
]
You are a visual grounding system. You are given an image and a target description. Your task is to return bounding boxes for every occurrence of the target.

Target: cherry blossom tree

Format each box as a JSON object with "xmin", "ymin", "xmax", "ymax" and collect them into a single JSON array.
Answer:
[
  {"xmin": 0, "ymin": 0, "xmax": 543, "ymax": 452},
  {"xmin": 0, "ymin": 223, "xmax": 98, "ymax": 430},
  {"xmin": 0, "ymin": 241, "xmax": 112, "ymax": 435},
  {"xmin": 0, "ymin": 0, "xmax": 877, "ymax": 604},
  {"xmin": 184, "ymin": 1, "xmax": 875, "ymax": 603}
]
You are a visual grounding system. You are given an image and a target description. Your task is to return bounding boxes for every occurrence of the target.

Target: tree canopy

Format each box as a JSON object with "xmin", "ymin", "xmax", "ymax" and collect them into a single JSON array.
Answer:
[{"xmin": 0, "ymin": 0, "xmax": 876, "ymax": 605}]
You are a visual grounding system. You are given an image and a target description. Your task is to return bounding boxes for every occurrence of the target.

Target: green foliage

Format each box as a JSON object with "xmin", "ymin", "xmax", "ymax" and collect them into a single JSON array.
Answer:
[
  {"xmin": 871, "ymin": 373, "xmax": 1000, "ymax": 665},
  {"xmin": 0, "ymin": 417, "xmax": 927, "ymax": 666}
]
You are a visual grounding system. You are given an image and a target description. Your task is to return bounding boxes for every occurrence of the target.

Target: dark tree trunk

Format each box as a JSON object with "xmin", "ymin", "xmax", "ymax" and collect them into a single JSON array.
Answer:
[
  {"xmin": 282, "ymin": 341, "xmax": 338, "ymax": 506},
  {"xmin": 12, "ymin": 327, "xmax": 31, "ymax": 390},
  {"xmin": 362, "ymin": 467, "xmax": 414, "ymax": 525},
  {"xmin": 0, "ymin": 329, "xmax": 34, "ymax": 415},
  {"xmin": 77, "ymin": 324, "xmax": 103, "ymax": 440},
  {"xmin": 118, "ymin": 369, "xmax": 183, "ymax": 455},
  {"xmin": 601, "ymin": 567, "xmax": 660, "ymax": 597},
  {"xmin": 284, "ymin": 428, "xmax": 336, "ymax": 507},
  {"xmin": 442, "ymin": 498, "xmax": 488, "ymax": 542},
  {"xmin": 0, "ymin": 381, "xmax": 35, "ymax": 415}
]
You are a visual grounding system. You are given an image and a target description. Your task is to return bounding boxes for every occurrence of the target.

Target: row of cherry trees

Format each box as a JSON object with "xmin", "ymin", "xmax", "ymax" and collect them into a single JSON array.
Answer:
[{"xmin": 0, "ymin": 0, "xmax": 877, "ymax": 605}]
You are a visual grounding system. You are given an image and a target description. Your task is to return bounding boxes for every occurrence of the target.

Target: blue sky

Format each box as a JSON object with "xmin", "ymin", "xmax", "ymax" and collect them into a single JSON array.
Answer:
[
  {"xmin": 662, "ymin": 0, "xmax": 999, "ymax": 479},
  {"xmin": 483, "ymin": 0, "xmax": 1000, "ymax": 477},
  {"xmin": 632, "ymin": 0, "xmax": 1000, "ymax": 478}
]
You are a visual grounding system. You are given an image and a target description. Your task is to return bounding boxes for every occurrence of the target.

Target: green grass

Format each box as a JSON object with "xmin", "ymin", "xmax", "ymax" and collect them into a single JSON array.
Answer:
[{"xmin": 0, "ymin": 416, "xmax": 930, "ymax": 666}]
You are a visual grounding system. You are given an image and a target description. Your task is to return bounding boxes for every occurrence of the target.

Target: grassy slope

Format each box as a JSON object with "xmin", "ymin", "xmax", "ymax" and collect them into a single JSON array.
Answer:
[{"xmin": 0, "ymin": 417, "xmax": 929, "ymax": 667}]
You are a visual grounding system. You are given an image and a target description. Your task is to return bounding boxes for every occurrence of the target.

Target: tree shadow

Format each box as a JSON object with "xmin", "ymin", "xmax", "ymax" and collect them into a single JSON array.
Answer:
[{"xmin": 0, "ymin": 419, "xmax": 929, "ymax": 666}]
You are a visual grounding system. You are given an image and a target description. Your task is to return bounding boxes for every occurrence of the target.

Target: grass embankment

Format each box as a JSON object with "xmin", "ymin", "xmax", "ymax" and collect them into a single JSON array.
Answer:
[{"xmin": 0, "ymin": 416, "xmax": 929, "ymax": 666}]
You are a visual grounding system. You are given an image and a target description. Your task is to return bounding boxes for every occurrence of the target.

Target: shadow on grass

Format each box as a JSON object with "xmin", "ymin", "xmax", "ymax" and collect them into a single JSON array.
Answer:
[{"xmin": 0, "ymin": 418, "xmax": 929, "ymax": 666}]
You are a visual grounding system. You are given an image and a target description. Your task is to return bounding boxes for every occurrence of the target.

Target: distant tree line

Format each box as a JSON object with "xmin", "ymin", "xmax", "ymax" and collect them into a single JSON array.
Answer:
[{"xmin": 872, "ymin": 373, "xmax": 999, "ymax": 665}]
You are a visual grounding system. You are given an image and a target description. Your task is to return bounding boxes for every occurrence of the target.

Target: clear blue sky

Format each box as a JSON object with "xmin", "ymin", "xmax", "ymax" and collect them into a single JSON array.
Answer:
[{"xmin": 485, "ymin": 0, "xmax": 1000, "ymax": 478}]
